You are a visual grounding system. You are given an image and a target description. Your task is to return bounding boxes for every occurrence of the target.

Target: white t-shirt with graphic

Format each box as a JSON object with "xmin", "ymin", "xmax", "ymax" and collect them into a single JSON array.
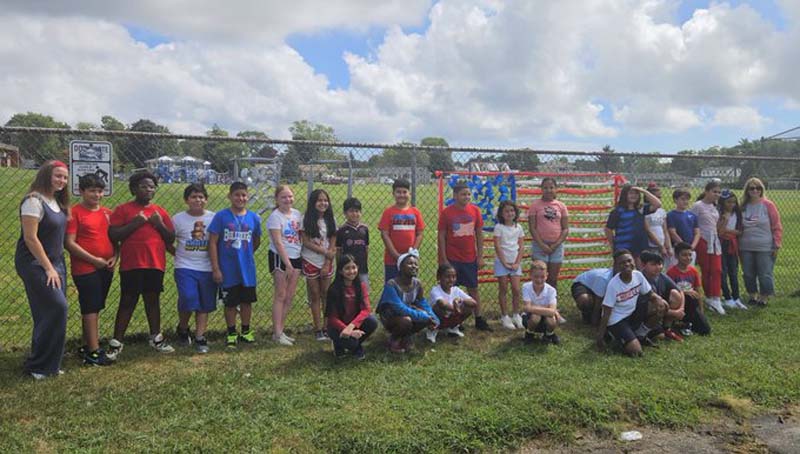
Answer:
[
  {"xmin": 300, "ymin": 216, "xmax": 331, "ymax": 267},
  {"xmin": 522, "ymin": 282, "xmax": 557, "ymax": 308},
  {"xmin": 602, "ymin": 271, "xmax": 652, "ymax": 326},
  {"xmin": 173, "ymin": 210, "xmax": 215, "ymax": 271},
  {"xmin": 266, "ymin": 208, "xmax": 303, "ymax": 259},
  {"xmin": 429, "ymin": 284, "xmax": 471, "ymax": 308}
]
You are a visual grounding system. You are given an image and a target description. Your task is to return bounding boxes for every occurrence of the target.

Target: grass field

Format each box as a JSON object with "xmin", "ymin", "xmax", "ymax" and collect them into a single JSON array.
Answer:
[{"xmin": 1, "ymin": 167, "xmax": 799, "ymax": 451}]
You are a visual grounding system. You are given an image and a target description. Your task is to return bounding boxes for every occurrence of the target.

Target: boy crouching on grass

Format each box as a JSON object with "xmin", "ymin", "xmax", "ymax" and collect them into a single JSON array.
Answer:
[
  {"xmin": 521, "ymin": 260, "xmax": 560, "ymax": 345},
  {"xmin": 596, "ymin": 250, "xmax": 663, "ymax": 357}
]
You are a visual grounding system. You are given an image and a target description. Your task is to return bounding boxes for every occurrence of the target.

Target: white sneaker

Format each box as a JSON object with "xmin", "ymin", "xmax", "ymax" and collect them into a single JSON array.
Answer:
[
  {"xmin": 106, "ymin": 338, "xmax": 123, "ymax": 361},
  {"xmin": 734, "ymin": 298, "xmax": 748, "ymax": 310},
  {"xmin": 512, "ymin": 313, "xmax": 524, "ymax": 330},
  {"xmin": 723, "ymin": 299, "xmax": 737, "ymax": 309},
  {"xmin": 444, "ymin": 327, "xmax": 465, "ymax": 338},
  {"xmin": 273, "ymin": 333, "xmax": 294, "ymax": 346},
  {"xmin": 150, "ymin": 333, "xmax": 175, "ymax": 353},
  {"xmin": 283, "ymin": 333, "xmax": 296, "ymax": 342},
  {"xmin": 707, "ymin": 297, "xmax": 726, "ymax": 315},
  {"xmin": 557, "ymin": 314, "xmax": 568, "ymax": 324},
  {"xmin": 425, "ymin": 329, "xmax": 438, "ymax": 343},
  {"xmin": 500, "ymin": 315, "xmax": 516, "ymax": 330},
  {"xmin": 29, "ymin": 372, "xmax": 47, "ymax": 380}
]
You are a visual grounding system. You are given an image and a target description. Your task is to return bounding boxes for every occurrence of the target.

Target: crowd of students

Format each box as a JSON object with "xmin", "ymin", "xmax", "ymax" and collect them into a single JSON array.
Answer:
[{"xmin": 15, "ymin": 161, "xmax": 784, "ymax": 378}]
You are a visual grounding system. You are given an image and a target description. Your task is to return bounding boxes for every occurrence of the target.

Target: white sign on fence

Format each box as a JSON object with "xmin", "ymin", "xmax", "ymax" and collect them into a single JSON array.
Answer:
[{"xmin": 69, "ymin": 140, "xmax": 113, "ymax": 196}]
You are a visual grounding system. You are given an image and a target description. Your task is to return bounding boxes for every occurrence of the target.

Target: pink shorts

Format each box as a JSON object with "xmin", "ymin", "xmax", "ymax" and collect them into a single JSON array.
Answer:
[{"xmin": 302, "ymin": 259, "xmax": 334, "ymax": 279}]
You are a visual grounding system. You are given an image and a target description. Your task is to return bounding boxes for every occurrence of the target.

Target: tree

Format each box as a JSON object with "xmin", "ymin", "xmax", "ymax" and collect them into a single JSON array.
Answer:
[
  {"xmin": 101, "ymin": 115, "xmax": 126, "ymax": 131},
  {"xmin": 422, "ymin": 137, "xmax": 454, "ymax": 172},
  {"xmin": 670, "ymin": 150, "xmax": 702, "ymax": 176},
  {"xmin": 236, "ymin": 130, "xmax": 275, "ymax": 157},
  {"xmin": 283, "ymin": 120, "xmax": 340, "ymax": 182},
  {"xmin": 3, "ymin": 112, "xmax": 70, "ymax": 163},
  {"xmin": 124, "ymin": 119, "xmax": 177, "ymax": 169},
  {"xmin": 203, "ymin": 124, "xmax": 247, "ymax": 173},
  {"xmin": 380, "ymin": 142, "xmax": 430, "ymax": 169},
  {"xmin": 595, "ymin": 145, "xmax": 622, "ymax": 172},
  {"xmin": 504, "ymin": 148, "xmax": 540, "ymax": 171},
  {"xmin": 75, "ymin": 122, "xmax": 98, "ymax": 130}
]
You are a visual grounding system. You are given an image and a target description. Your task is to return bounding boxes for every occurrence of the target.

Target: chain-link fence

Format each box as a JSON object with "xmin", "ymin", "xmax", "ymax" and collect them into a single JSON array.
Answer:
[{"xmin": 1, "ymin": 126, "xmax": 799, "ymax": 349}]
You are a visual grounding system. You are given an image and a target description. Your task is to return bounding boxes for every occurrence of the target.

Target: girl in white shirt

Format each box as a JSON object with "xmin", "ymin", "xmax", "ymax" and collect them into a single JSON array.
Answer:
[
  {"xmin": 427, "ymin": 263, "xmax": 477, "ymax": 343},
  {"xmin": 493, "ymin": 200, "xmax": 525, "ymax": 330}
]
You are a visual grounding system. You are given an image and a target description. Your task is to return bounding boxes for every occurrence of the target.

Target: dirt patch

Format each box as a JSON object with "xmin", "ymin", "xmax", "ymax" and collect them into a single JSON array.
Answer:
[{"xmin": 520, "ymin": 405, "xmax": 800, "ymax": 453}]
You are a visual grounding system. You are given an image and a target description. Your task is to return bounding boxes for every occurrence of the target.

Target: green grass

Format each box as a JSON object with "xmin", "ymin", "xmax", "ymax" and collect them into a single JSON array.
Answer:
[
  {"xmin": 0, "ymin": 297, "xmax": 798, "ymax": 452},
  {"xmin": 1, "ymin": 168, "xmax": 800, "ymax": 451}
]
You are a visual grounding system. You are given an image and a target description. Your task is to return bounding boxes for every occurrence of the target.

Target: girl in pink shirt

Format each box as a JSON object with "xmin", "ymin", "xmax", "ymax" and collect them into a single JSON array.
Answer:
[{"xmin": 527, "ymin": 178, "xmax": 569, "ymax": 288}]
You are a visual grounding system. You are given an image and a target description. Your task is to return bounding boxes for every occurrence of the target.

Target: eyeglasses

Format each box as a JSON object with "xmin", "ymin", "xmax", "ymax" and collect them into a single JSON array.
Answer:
[{"xmin": 748, "ymin": 186, "xmax": 763, "ymax": 191}]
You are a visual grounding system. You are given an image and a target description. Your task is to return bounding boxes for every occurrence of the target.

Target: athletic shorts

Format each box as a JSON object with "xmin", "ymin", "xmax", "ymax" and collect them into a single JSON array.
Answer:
[
  {"xmin": 221, "ymin": 284, "xmax": 257, "ymax": 308},
  {"xmin": 606, "ymin": 313, "xmax": 639, "ymax": 345},
  {"xmin": 268, "ymin": 250, "xmax": 302, "ymax": 274},
  {"xmin": 494, "ymin": 257, "xmax": 523, "ymax": 277},
  {"xmin": 120, "ymin": 269, "xmax": 164, "ymax": 296},
  {"xmin": 531, "ymin": 242, "xmax": 564, "ymax": 264},
  {"xmin": 451, "ymin": 260, "xmax": 478, "ymax": 289},
  {"xmin": 175, "ymin": 268, "xmax": 217, "ymax": 313},
  {"xmin": 570, "ymin": 282, "xmax": 598, "ymax": 301},
  {"xmin": 73, "ymin": 269, "xmax": 113, "ymax": 315},
  {"xmin": 302, "ymin": 258, "xmax": 334, "ymax": 280},
  {"xmin": 521, "ymin": 312, "xmax": 551, "ymax": 333}
]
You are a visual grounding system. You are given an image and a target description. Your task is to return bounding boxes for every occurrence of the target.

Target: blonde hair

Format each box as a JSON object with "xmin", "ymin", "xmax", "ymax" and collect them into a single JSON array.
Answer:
[
  {"xmin": 742, "ymin": 177, "xmax": 765, "ymax": 206},
  {"xmin": 531, "ymin": 260, "xmax": 547, "ymax": 272}
]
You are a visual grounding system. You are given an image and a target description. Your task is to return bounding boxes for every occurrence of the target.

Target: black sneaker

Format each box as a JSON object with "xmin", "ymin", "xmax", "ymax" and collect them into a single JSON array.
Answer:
[
  {"xmin": 84, "ymin": 349, "xmax": 112, "ymax": 366},
  {"xmin": 545, "ymin": 333, "xmax": 561, "ymax": 345},
  {"xmin": 475, "ymin": 316, "xmax": 493, "ymax": 332},
  {"xmin": 353, "ymin": 345, "xmax": 366, "ymax": 361},
  {"xmin": 176, "ymin": 326, "xmax": 192, "ymax": 346},
  {"xmin": 638, "ymin": 336, "xmax": 659, "ymax": 348},
  {"xmin": 524, "ymin": 331, "xmax": 537, "ymax": 344},
  {"xmin": 195, "ymin": 337, "xmax": 210, "ymax": 354}
]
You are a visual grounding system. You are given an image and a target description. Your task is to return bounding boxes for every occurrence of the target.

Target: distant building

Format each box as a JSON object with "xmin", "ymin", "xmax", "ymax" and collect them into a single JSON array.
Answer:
[
  {"xmin": 0, "ymin": 143, "xmax": 20, "ymax": 168},
  {"xmin": 373, "ymin": 166, "xmax": 431, "ymax": 184},
  {"xmin": 538, "ymin": 160, "xmax": 575, "ymax": 174},
  {"xmin": 700, "ymin": 166, "xmax": 741, "ymax": 180}
]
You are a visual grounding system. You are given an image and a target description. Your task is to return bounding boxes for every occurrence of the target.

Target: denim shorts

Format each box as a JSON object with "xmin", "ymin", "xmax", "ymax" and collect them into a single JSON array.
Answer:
[
  {"xmin": 494, "ymin": 257, "xmax": 523, "ymax": 277},
  {"xmin": 531, "ymin": 242, "xmax": 564, "ymax": 264}
]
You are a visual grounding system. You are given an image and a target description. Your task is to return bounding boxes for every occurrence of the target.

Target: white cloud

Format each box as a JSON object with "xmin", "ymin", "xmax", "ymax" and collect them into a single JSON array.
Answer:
[
  {"xmin": 711, "ymin": 106, "xmax": 769, "ymax": 130},
  {"xmin": 0, "ymin": 0, "xmax": 432, "ymax": 43},
  {"xmin": 0, "ymin": 0, "xmax": 796, "ymax": 146}
]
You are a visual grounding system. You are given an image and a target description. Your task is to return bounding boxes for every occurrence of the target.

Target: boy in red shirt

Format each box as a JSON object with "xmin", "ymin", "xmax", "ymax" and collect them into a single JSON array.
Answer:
[
  {"xmin": 666, "ymin": 242, "xmax": 711, "ymax": 336},
  {"xmin": 65, "ymin": 174, "xmax": 117, "ymax": 366},
  {"xmin": 378, "ymin": 178, "xmax": 425, "ymax": 282},
  {"xmin": 438, "ymin": 182, "xmax": 491, "ymax": 331},
  {"xmin": 107, "ymin": 171, "xmax": 176, "ymax": 359}
]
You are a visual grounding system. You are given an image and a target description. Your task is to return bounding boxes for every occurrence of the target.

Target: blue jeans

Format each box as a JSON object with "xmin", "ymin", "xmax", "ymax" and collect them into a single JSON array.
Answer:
[
  {"xmin": 740, "ymin": 250, "xmax": 775, "ymax": 296},
  {"xmin": 720, "ymin": 252, "xmax": 740, "ymax": 300}
]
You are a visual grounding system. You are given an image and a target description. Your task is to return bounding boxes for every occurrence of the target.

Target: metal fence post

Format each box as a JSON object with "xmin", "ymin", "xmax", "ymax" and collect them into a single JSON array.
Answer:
[{"xmin": 411, "ymin": 148, "xmax": 417, "ymax": 206}]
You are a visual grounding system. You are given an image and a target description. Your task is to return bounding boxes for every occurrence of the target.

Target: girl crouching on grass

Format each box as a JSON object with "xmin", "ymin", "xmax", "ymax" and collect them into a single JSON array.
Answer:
[
  {"xmin": 426, "ymin": 263, "xmax": 477, "ymax": 343},
  {"xmin": 377, "ymin": 249, "xmax": 438, "ymax": 353},
  {"xmin": 325, "ymin": 255, "xmax": 377, "ymax": 360}
]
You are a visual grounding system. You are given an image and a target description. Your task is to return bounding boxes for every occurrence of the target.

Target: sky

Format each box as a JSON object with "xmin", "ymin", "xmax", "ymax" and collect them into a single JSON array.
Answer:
[{"xmin": 1, "ymin": 0, "xmax": 799, "ymax": 153}]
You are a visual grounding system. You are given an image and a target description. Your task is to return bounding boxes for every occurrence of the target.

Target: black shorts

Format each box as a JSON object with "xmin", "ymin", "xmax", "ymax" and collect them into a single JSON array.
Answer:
[
  {"xmin": 120, "ymin": 269, "xmax": 164, "ymax": 296},
  {"xmin": 221, "ymin": 284, "xmax": 257, "ymax": 308},
  {"xmin": 521, "ymin": 312, "xmax": 551, "ymax": 333},
  {"xmin": 268, "ymin": 250, "xmax": 302, "ymax": 274},
  {"xmin": 73, "ymin": 269, "xmax": 113, "ymax": 315},
  {"xmin": 607, "ymin": 314, "xmax": 639, "ymax": 345},
  {"xmin": 570, "ymin": 282, "xmax": 597, "ymax": 301}
]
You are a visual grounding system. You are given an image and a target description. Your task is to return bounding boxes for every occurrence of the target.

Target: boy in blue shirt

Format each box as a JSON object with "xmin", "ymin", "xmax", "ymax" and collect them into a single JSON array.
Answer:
[
  {"xmin": 208, "ymin": 182, "xmax": 262, "ymax": 347},
  {"xmin": 667, "ymin": 189, "xmax": 700, "ymax": 260}
]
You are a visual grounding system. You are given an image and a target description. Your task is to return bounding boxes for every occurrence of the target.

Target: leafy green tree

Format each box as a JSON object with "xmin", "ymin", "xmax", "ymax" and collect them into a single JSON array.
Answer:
[
  {"xmin": 380, "ymin": 142, "xmax": 430, "ymax": 169},
  {"xmin": 421, "ymin": 137, "xmax": 454, "ymax": 172},
  {"xmin": 125, "ymin": 119, "xmax": 177, "ymax": 169},
  {"xmin": 504, "ymin": 148, "xmax": 540, "ymax": 171},
  {"xmin": 283, "ymin": 120, "xmax": 340, "ymax": 182},
  {"xmin": 101, "ymin": 115, "xmax": 126, "ymax": 131},
  {"xmin": 203, "ymin": 124, "xmax": 248, "ymax": 173},
  {"xmin": 75, "ymin": 122, "xmax": 98, "ymax": 130},
  {"xmin": 595, "ymin": 145, "xmax": 622, "ymax": 172},
  {"xmin": 3, "ymin": 112, "xmax": 70, "ymax": 163}
]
